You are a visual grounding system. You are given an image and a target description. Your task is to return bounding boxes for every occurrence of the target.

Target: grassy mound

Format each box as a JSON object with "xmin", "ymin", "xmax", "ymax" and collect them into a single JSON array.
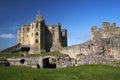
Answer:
[
  {"xmin": 0, "ymin": 51, "xmax": 65, "ymax": 60},
  {"xmin": 29, "ymin": 51, "xmax": 66, "ymax": 57},
  {"xmin": 0, "ymin": 64, "xmax": 120, "ymax": 80}
]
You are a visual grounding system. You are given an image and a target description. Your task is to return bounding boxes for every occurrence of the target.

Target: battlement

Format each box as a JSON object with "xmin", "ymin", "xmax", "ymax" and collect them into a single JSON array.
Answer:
[
  {"xmin": 102, "ymin": 22, "xmax": 117, "ymax": 28},
  {"xmin": 91, "ymin": 22, "xmax": 120, "ymax": 40},
  {"xmin": 112, "ymin": 22, "xmax": 116, "ymax": 27},
  {"xmin": 102, "ymin": 22, "xmax": 110, "ymax": 28}
]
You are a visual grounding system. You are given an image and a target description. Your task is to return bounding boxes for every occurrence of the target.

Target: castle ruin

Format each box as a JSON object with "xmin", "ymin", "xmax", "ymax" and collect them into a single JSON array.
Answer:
[
  {"xmin": 2, "ymin": 15, "xmax": 120, "ymax": 68},
  {"xmin": 17, "ymin": 14, "xmax": 67, "ymax": 54},
  {"xmin": 61, "ymin": 22, "xmax": 120, "ymax": 63}
]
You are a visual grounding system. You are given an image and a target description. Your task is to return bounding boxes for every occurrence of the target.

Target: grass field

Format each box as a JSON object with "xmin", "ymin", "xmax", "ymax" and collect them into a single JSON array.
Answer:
[{"xmin": 0, "ymin": 64, "xmax": 120, "ymax": 80}]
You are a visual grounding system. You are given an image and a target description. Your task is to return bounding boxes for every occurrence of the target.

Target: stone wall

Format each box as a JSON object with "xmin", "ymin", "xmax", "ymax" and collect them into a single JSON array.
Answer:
[
  {"xmin": 59, "ymin": 38, "xmax": 118, "ymax": 65},
  {"xmin": 60, "ymin": 41, "xmax": 93, "ymax": 58},
  {"xmin": 56, "ymin": 55, "xmax": 75, "ymax": 68},
  {"xmin": 7, "ymin": 55, "xmax": 75, "ymax": 68},
  {"xmin": 110, "ymin": 38, "xmax": 120, "ymax": 60},
  {"xmin": 8, "ymin": 57, "xmax": 41, "ymax": 68},
  {"xmin": 60, "ymin": 22, "xmax": 120, "ymax": 65}
]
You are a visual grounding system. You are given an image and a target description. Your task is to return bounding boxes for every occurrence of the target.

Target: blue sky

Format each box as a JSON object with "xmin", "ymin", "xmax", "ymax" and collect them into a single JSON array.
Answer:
[{"xmin": 0, "ymin": 0, "xmax": 120, "ymax": 50}]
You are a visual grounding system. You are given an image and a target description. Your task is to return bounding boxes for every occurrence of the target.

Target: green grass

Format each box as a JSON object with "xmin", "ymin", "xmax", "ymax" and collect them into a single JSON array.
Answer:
[
  {"xmin": 29, "ymin": 51, "xmax": 66, "ymax": 57},
  {"xmin": 0, "ymin": 64, "xmax": 120, "ymax": 80},
  {"xmin": 0, "ymin": 51, "xmax": 66, "ymax": 60}
]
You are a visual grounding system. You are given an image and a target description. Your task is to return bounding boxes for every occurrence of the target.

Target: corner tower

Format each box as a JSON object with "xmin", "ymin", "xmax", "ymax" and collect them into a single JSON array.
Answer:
[{"xmin": 29, "ymin": 14, "xmax": 46, "ymax": 54}]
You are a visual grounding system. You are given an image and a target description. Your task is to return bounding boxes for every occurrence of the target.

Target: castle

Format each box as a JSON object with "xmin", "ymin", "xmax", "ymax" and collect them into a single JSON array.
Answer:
[
  {"xmin": 17, "ymin": 14, "xmax": 67, "ymax": 54},
  {"xmin": 2, "ymin": 15, "xmax": 120, "ymax": 68}
]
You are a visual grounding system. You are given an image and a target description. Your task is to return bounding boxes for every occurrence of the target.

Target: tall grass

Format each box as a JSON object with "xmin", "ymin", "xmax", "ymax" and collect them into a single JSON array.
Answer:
[{"xmin": 0, "ymin": 64, "xmax": 120, "ymax": 80}]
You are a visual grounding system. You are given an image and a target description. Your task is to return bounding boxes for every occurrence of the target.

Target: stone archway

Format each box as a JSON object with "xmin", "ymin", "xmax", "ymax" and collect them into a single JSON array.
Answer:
[
  {"xmin": 43, "ymin": 56, "xmax": 56, "ymax": 68},
  {"xmin": 20, "ymin": 59, "xmax": 25, "ymax": 64}
]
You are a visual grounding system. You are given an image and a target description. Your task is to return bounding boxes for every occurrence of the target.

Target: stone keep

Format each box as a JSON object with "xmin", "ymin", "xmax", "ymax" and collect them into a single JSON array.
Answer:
[{"xmin": 17, "ymin": 14, "xmax": 67, "ymax": 54}]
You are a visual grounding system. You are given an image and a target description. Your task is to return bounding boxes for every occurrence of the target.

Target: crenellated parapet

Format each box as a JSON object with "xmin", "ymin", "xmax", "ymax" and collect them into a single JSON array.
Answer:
[{"xmin": 90, "ymin": 22, "xmax": 120, "ymax": 40}]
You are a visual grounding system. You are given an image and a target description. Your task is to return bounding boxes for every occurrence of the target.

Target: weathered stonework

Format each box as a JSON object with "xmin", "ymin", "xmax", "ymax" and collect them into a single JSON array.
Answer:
[
  {"xmin": 60, "ymin": 22, "xmax": 120, "ymax": 65},
  {"xmin": 3, "ymin": 15, "xmax": 120, "ymax": 68},
  {"xmin": 17, "ymin": 14, "xmax": 67, "ymax": 54},
  {"xmin": 7, "ymin": 55, "xmax": 74, "ymax": 68}
]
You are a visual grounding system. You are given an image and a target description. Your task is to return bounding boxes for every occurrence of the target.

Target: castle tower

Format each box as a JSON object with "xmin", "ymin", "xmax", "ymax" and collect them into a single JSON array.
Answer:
[
  {"xmin": 102, "ymin": 22, "xmax": 110, "ymax": 30},
  {"xmin": 29, "ymin": 14, "xmax": 46, "ymax": 54},
  {"xmin": 50, "ymin": 22, "xmax": 62, "ymax": 51},
  {"xmin": 91, "ymin": 26, "xmax": 97, "ymax": 40},
  {"xmin": 112, "ymin": 22, "xmax": 116, "ymax": 27},
  {"xmin": 17, "ymin": 14, "xmax": 67, "ymax": 54},
  {"xmin": 61, "ymin": 29, "xmax": 67, "ymax": 47}
]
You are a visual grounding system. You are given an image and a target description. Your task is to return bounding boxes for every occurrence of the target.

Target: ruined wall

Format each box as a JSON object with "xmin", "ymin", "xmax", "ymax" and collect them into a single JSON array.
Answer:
[
  {"xmin": 60, "ymin": 38, "xmax": 112, "ymax": 65},
  {"xmin": 8, "ymin": 57, "xmax": 41, "ymax": 68},
  {"xmin": 60, "ymin": 22, "xmax": 120, "ymax": 66},
  {"xmin": 110, "ymin": 38, "xmax": 120, "ymax": 60},
  {"xmin": 90, "ymin": 22, "xmax": 120, "ymax": 60},
  {"xmin": 56, "ymin": 55, "xmax": 75, "ymax": 68},
  {"xmin": 7, "ymin": 55, "xmax": 74, "ymax": 68},
  {"xmin": 60, "ymin": 41, "xmax": 94, "ymax": 58}
]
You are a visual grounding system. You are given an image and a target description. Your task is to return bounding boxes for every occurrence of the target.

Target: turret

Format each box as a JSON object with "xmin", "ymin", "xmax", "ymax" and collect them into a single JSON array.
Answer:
[
  {"xmin": 29, "ymin": 14, "xmax": 46, "ymax": 54},
  {"xmin": 102, "ymin": 22, "xmax": 110, "ymax": 30},
  {"xmin": 50, "ymin": 22, "xmax": 62, "ymax": 51},
  {"xmin": 91, "ymin": 26, "xmax": 97, "ymax": 40},
  {"xmin": 36, "ymin": 13, "xmax": 43, "ymax": 22},
  {"xmin": 112, "ymin": 22, "xmax": 116, "ymax": 27},
  {"xmin": 61, "ymin": 29, "xmax": 67, "ymax": 47}
]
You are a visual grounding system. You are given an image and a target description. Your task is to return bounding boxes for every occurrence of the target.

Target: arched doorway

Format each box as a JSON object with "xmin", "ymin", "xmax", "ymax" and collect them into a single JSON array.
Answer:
[
  {"xmin": 43, "ymin": 56, "xmax": 56, "ymax": 68},
  {"xmin": 20, "ymin": 59, "xmax": 25, "ymax": 64}
]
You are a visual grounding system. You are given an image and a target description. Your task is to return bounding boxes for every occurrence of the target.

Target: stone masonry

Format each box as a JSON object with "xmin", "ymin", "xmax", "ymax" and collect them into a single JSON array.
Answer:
[
  {"xmin": 17, "ymin": 14, "xmax": 67, "ymax": 54},
  {"xmin": 4, "ymin": 15, "xmax": 120, "ymax": 68},
  {"xmin": 60, "ymin": 22, "xmax": 120, "ymax": 64}
]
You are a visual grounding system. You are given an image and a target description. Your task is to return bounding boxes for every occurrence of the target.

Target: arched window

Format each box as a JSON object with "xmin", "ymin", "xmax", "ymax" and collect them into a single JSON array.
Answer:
[
  {"xmin": 36, "ymin": 32, "xmax": 39, "ymax": 36},
  {"xmin": 36, "ymin": 24, "xmax": 38, "ymax": 28},
  {"xmin": 35, "ymin": 39, "xmax": 38, "ymax": 43}
]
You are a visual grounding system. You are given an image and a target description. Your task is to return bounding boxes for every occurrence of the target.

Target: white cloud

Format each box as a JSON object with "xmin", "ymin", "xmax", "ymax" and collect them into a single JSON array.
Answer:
[{"xmin": 0, "ymin": 33, "xmax": 15, "ymax": 38}]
